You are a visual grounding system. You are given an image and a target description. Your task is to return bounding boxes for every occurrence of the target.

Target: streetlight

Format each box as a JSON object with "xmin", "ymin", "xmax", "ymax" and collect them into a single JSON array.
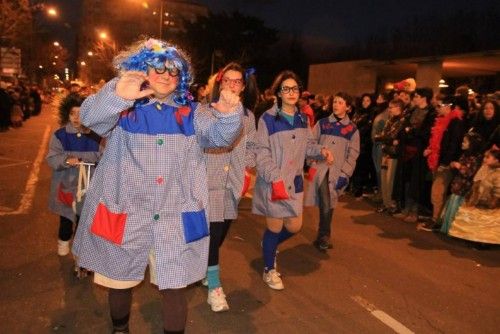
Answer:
[
  {"xmin": 53, "ymin": 41, "xmax": 60, "ymax": 47},
  {"xmin": 47, "ymin": 7, "xmax": 58, "ymax": 17},
  {"xmin": 99, "ymin": 31, "xmax": 108, "ymax": 40},
  {"xmin": 87, "ymin": 51, "xmax": 93, "ymax": 56}
]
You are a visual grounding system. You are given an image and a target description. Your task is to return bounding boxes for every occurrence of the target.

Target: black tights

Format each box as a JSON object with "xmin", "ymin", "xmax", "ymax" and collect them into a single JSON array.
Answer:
[
  {"xmin": 108, "ymin": 287, "xmax": 187, "ymax": 333},
  {"xmin": 208, "ymin": 220, "xmax": 232, "ymax": 266},
  {"xmin": 58, "ymin": 216, "xmax": 79, "ymax": 241}
]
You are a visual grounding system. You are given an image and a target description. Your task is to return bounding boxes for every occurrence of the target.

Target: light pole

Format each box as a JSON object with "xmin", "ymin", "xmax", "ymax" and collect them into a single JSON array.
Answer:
[{"xmin": 159, "ymin": 0, "xmax": 165, "ymax": 39}]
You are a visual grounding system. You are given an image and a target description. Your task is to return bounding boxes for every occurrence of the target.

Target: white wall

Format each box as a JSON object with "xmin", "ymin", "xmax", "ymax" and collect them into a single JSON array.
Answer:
[{"xmin": 308, "ymin": 60, "xmax": 377, "ymax": 96}]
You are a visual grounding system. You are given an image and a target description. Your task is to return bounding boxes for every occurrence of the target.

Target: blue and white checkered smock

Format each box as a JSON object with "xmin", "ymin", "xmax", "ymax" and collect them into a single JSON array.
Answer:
[
  {"xmin": 204, "ymin": 108, "xmax": 256, "ymax": 222},
  {"xmin": 304, "ymin": 114, "xmax": 360, "ymax": 208},
  {"xmin": 46, "ymin": 124, "xmax": 101, "ymax": 222},
  {"xmin": 72, "ymin": 78, "xmax": 243, "ymax": 289},
  {"xmin": 251, "ymin": 104, "xmax": 323, "ymax": 218}
]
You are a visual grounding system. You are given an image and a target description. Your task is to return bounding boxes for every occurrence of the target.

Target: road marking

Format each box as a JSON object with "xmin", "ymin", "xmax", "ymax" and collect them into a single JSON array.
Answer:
[
  {"xmin": 0, "ymin": 156, "xmax": 31, "ymax": 169},
  {"xmin": 351, "ymin": 295, "xmax": 414, "ymax": 334},
  {"xmin": 0, "ymin": 125, "xmax": 51, "ymax": 216}
]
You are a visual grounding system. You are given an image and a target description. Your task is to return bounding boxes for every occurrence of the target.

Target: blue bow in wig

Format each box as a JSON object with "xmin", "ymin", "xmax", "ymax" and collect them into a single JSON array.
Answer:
[{"xmin": 245, "ymin": 67, "xmax": 256, "ymax": 81}]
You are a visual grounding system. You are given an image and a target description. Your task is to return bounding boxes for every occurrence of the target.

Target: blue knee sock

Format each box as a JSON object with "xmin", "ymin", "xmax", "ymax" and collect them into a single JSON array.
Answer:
[
  {"xmin": 277, "ymin": 227, "xmax": 294, "ymax": 244},
  {"xmin": 263, "ymin": 229, "xmax": 279, "ymax": 272},
  {"xmin": 207, "ymin": 265, "xmax": 221, "ymax": 290}
]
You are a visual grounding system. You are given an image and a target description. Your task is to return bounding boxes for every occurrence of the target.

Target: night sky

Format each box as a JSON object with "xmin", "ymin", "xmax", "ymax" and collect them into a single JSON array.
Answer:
[
  {"xmin": 197, "ymin": 0, "xmax": 499, "ymax": 49},
  {"xmin": 44, "ymin": 0, "xmax": 499, "ymax": 71}
]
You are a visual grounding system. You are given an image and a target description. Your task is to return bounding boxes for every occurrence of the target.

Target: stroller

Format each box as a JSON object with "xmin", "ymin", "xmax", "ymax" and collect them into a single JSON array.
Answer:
[{"xmin": 72, "ymin": 161, "xmax": 94, "ymax": 279}]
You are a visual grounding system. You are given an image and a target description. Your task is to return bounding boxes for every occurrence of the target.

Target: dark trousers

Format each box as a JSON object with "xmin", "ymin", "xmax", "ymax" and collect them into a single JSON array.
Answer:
[
  {"xmin": 58, "ymin": 216, "xmax": 79, "ymax": 241},
  {"xmin": 208, "ymin": 220, "xmax": 232, "ymax": 266},
  {"xmin": 318, "ymin": 174, "xmax": 334, "ymax": 239}
]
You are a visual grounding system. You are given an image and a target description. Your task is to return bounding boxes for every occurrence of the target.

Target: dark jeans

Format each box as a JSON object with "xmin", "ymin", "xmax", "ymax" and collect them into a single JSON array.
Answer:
[
  {"xmin": 318, "ymin": 173, "xmax": 334, "ymax": 239},
  {"xmin": 59, "ymin": 216, "xmax": 79, "ymax": 241},
  {"xmin": 208, "ymin": 220, "xmax": 232, "ymax": 266}
]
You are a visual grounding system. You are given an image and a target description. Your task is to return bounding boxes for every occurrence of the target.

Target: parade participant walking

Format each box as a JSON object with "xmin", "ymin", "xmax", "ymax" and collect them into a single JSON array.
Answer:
[
  {"xmin": 252, "ymin": 70, "xmax": 332, "ymax": 290},
  {"xmin": 305, "ymin": 92, "xmax": 360, "ymax": 251},
  {"xmin": 203, "ymin": 62, "xmax": 258, "ymax": 312},
  {"xmin": 72, "ymin": 38, "xmax": 243, "ymax": 334},
  {"xmin": 46, "ymin": 94, "xmax": 101, "ymax": 256}
]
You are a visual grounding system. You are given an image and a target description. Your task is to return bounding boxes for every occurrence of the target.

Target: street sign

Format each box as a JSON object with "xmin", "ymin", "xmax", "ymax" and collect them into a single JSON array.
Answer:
[{"xmin": 0, "ymin": 47, "xmax": 22, "ymax": 76}]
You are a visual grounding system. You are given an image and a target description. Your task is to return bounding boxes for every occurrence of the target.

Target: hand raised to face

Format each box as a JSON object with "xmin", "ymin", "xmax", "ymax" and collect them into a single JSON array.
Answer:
[
  {"xmin": 210, "ymin": 89, "xmax": 241, "ymax": 114},
  {"xmin": 115, "ymin": 71, "xmax": 154, "ymax": 100}
]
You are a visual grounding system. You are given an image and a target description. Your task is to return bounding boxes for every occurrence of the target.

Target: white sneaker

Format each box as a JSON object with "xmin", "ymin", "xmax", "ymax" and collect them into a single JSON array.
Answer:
[
  {"xmin": 263, "ymin": 269, "xmax": 284, "ymax": 290},
  {"xmin": 57, "ymin": 240, "xmax": 70, "ymax": 256},
  {"xmin": 207, "ymin": 287, "xmax": 229, "ymax": 312},
  {"xmin": 201, "ymin": 277, "xmax": 208, "ymax": 287}
]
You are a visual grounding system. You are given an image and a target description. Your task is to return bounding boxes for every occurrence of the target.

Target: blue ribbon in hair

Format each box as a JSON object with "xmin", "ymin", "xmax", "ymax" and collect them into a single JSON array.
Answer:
[{"xmin": 245, "ymin": 67, "xmax": 256, "ymax": 80}]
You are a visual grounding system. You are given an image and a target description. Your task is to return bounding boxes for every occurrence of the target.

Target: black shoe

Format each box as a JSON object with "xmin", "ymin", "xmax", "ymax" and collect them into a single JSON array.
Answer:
[
  {"xmin": 387, "ymin": 207, "xmax": 401, "ymax": 215},
  {"xmin": 418, "ymin": 221, "xmax": 436, "ymax": 232},
  {"xmin": 431, "ymin": 223, "xmax": 442, "ymax": 231},
  {"xmin": 314, "ymin": 236, "xmax": 333, "ymax": 251},
  {"xmin": 418, "ymin": 220, "xmax": 441, "ymax": 232}
]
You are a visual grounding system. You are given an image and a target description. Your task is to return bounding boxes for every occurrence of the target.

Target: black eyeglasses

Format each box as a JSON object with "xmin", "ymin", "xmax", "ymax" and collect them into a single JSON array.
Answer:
[
  {"xmin": 222, "ymin": 77, "xmax": 243, "ymax": 86},
  {"xmin": 280, "ymin": 86, "xmax": 300, "ymax": 94},
  {"xmin": 148, "ymin": 63, "xmax": 180, "ymax": 77}
]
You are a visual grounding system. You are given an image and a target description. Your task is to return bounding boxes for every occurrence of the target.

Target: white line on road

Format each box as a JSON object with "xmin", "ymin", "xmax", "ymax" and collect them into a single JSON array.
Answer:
[
  {"xmin": 0, "ymin": 161, "xmax": 31, "ymax": 169},
  {"xmin": 0, "ymin": 125, "xmax": 51, "ymax": 216},
  {"xmin": 351, "ymin": 295, "xmax": 414, "ymax": 334}
]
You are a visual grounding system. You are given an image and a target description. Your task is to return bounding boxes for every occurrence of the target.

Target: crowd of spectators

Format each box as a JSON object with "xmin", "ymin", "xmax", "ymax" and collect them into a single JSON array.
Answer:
[
  {"xmin": 0, "ymin": 81, "xmax": 103, "ymax": 131},
  {"xmin": 0, "ymin": 81, "xmax": 43, "ymax": 131}
]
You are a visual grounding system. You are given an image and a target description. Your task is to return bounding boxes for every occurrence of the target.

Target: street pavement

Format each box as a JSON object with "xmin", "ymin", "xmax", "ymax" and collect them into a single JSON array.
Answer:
[{"xmin": 0, "ymin": 102, "xmax": 499, "ymax": 333}]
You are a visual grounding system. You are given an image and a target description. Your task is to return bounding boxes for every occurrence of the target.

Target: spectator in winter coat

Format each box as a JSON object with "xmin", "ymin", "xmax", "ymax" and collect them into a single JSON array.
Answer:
[
  {"xmin": 351, "ymin": 93, "xmax": 376, "ymax": 198},
  {"xmin": 374, "ymin": 99, "xmax": 407, "ymax": 213},
  {"xmin": 421, "ymin": 95, "xmax": 466, "ymax": 230},
  {"xmin": 438, "ymin": 133, "xmax": 484, "ymax": 233}
]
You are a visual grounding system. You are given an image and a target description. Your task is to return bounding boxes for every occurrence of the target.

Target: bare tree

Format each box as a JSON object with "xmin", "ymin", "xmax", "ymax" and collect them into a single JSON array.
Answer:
[{"xmin": 0, "ymin": 0, "xmax": 32, "ymax": 47}]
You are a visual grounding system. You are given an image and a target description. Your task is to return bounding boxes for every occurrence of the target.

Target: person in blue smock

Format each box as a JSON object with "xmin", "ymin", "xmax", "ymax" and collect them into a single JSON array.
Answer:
[
  {"xmin": 305, "ymin": 92, "xmax": 360, "ymax": 251},
  {"xmin": 72, "ymin": 38, "xmax": 243, "ymax": 334},
  {"xmin": 202, "ymin": 62, "xmax": 258, "ymax": 312},
  {"xmin": 252, "ymin": 70, "xmax": 333, "ymax": 290},
  {"xmin": 46, "ymin": 93, "xmax": 101, "ymax": 257}
]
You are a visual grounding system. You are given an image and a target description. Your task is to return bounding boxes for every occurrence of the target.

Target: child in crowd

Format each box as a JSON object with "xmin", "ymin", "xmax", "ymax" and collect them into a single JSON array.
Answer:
[
  {"xmin": 203, "ymin": 62, "xmax": 258, "ymax": 312},
  {"xmin": 439, "ymin": 132, "xmax": 484, "ymax": 233},
  {"xmin": 46, "ymin": 94, "xmax": 101, "ymax": 256},
  {"xmin": 305, "ymin": 92, "xmax": 360, "ymax": 251},
  {"xmin": 252, "ymin": 70, "xmax": 332, "ymax": 290},
  {"xmin": 447, "ymin": 149, "xmax": 500, "ymax": 244}
]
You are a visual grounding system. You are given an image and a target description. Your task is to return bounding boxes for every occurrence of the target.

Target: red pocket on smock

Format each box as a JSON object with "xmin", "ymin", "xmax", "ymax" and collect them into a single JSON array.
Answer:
[
  {"xmin": 271, "ymin": 180, "xmax": 289, "ymax": 201},
  {"xmin": 57, "ymin": 183, "xmax": 74, "ymax": 207},
  {"xmin": 90, "ymin": 202, "xmax": 127, "ymax": 245}
]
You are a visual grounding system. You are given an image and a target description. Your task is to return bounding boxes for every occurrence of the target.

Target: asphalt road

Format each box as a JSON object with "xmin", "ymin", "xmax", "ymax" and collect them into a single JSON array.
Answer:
[{"xmin": 0, "ymin": 103, "xmax": 499, "ymax": 333}]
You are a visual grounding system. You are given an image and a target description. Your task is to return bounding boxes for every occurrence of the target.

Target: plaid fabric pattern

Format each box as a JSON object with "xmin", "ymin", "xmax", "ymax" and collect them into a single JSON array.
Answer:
[
  {"xmin": 251, "ymin": 104, "xmax": 322, "ymax": 218},
  {"xmin": 46, "ymin": 124, "xmax": 101, "ymax": 222},
  {"xmin": 304, "ymin": 114, "xmax": 360, "ymax": 208},
  {"xmin": 72, "ymin": 79, "xmax": 243, "ymax": 289},
  {"xmin": 205, "ymin": 109, "xmax": 256, "ymax": 221}
]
